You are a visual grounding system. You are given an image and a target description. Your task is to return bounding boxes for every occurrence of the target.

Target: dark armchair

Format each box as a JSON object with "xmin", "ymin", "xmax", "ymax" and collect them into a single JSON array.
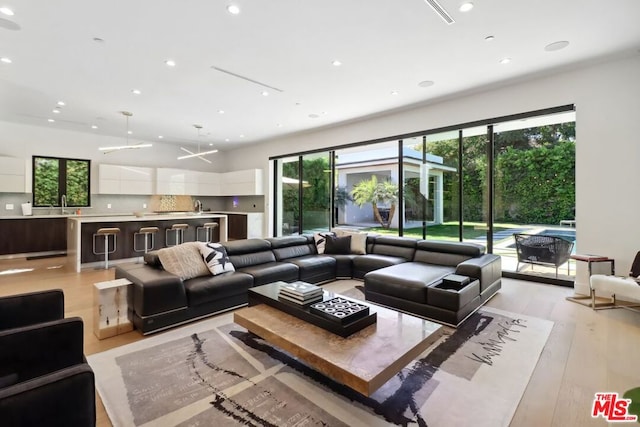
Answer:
[
  {"xmin": 0, "ymin": 290, "xmax": 96, "ymax": 427},
  {"xmin": 0, "ymin": 289, "xmax": 65, "ymax": 330},
  {"xmin": 513, "ymin": 233, "xmax": 574, "ymax": 277}
]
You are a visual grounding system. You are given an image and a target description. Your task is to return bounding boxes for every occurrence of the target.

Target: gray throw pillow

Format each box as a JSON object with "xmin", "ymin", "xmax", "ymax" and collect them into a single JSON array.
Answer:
[
  {"xmin": 324, "ymin": 235, "xmax": 352, "ymax": 255},
  {"xmin": 313, "ymin": 232, "xmax": 336, "ymax": 254}
]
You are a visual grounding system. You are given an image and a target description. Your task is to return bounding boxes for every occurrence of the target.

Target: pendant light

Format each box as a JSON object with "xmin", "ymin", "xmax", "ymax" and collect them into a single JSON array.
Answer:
[
  {"xmin": 177, "ymin": 124, "xmax": 218, "ymax": 162},
  {"xmin": 98, "ymin": 111, "xmax": 153, "ymax": 152}
]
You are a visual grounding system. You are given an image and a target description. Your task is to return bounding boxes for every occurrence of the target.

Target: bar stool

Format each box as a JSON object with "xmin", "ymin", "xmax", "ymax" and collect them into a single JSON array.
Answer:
[
  {"xmin": 166, "ymin": 223, "xmax": 189, "ymax": 247},
  {"xmin": 134, "ymin": 226, "xmax": 159, "ymax": 261},
  {"xmin": 93, "ymin": 227, "xmax": 120, "ymax": 269},
  {"xmin": 196, "ymin": 222, "xmax": 219, "ymax": 243}
]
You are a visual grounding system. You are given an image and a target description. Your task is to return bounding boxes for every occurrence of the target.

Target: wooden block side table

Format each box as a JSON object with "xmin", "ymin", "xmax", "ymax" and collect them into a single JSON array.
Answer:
[{"xmin": 93, "ymin": 278, "xmax": 133, "ymax": 339}]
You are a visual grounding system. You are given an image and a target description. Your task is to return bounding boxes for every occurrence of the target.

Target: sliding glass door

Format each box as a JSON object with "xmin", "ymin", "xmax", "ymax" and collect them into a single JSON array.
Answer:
[
  {"xmin": 335, "ymin": 141, "xmax": 399, "ymax": 236},
  {"xmin": 277, "ymin": 156, "xmax": 300, "ymax": 236},
  {"xmin": 301, "ymin": 153, "xmax": 331, "ymax": 234},
  {"xmin": 493, "ymin": 112, "xmax": 576, "ymax": 279},
  {"xmin": 271, "ymin": 106, "xmax": 576, "ymax": 283}
]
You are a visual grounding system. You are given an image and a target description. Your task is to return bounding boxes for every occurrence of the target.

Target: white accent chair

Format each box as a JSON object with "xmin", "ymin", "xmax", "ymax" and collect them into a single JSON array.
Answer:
[{"xmin": 590, "ymin": 251, "xmax": 640, "ymax": 312}]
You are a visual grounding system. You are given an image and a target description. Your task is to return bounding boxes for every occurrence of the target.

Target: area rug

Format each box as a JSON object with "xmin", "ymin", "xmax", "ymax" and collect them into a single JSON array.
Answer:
[{"xmin": 89, "ymin": 295, "xmax": 553, "ymax": 427}]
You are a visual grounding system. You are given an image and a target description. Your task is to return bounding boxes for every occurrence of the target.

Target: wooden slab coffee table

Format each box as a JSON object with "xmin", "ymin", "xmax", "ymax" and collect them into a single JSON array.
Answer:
[{"xmin": 234, "ymin": 282, "xmax": 443, "ymax": 397}]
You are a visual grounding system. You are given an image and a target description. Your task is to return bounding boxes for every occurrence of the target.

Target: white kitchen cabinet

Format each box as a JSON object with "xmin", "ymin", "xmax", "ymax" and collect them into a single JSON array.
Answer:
[
  {"xmin": 221, "ymin": 169, "xmax": 263, "ymax": 196},
  {"xmin": 156, "ymin": 168, "xmax": 187, "ymax": 195},
  {"xmin": 0, "ymin": 157, "xmax": 26, "ymax": 193},
  {"xmin": 98, "ymin": 164, "xmax": 154, "ymax": 195},
  {"xmin": 196, "ymin": 171, "xmax": 221, "ymax": 196}
]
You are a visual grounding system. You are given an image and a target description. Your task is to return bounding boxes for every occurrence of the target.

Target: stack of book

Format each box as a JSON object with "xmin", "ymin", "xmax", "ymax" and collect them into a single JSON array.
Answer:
[{"xmin": 278, "ymin": 282, "xmax": 323, "ymax": 305}]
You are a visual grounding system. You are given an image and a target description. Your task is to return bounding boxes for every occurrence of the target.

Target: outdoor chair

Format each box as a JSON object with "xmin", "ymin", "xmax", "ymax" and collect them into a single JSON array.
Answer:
[
  {"xmin": 513, "ymin": 233, "xmax": 574, "ymax": 277},
  {"xmin": 590, "ymin": 251, "xmax": 640, "ymax": 312},
  {"xmin": 0, "ymin": 290, "xmax": 96, "ymax": 426}
]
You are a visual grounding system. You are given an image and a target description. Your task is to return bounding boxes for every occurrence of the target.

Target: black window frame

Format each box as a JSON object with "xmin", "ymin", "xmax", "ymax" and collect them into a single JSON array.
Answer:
[{"xmin": 32, "ymin": 155, "xmax": 91, "ymax": 207}]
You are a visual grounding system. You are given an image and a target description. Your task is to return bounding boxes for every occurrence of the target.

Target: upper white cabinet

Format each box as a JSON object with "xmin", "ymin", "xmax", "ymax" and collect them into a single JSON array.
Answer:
[
  {"xmin": 196, "ymin": 171, "xmax": 221, "ymax": 196},
  {"xmin": 0, "ymin": 156, "xmax": 26, "ymax": 193},
  {"xmin": 99, "ymin": 164, "xmax": 262, "ymax": 196},
  {"xmin": 156, "ymin": 168, "xmax": 262, "ymax": 196},
  {"xmin": 220, "ymin": 169, "xmax": 263, "ymax": 196},
  {"xmin": 156, "ymin": 168, "xmax": 189, "ymax": 195},
  {"xmin": 98, "ymin": 164, "xmax": 154, "ymax": 195}
]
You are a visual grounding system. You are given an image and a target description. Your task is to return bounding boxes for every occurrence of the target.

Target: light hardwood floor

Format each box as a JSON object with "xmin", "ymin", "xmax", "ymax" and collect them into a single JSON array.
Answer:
[{"xmin": 0, "ymin": 256, "xmax": 638, "ymax": 427}]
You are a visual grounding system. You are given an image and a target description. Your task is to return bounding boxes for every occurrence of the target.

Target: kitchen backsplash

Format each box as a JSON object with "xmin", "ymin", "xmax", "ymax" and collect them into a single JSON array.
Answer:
[{"xmin": 0, "ymin": 193, "xmax": 264, "ymax": 216}]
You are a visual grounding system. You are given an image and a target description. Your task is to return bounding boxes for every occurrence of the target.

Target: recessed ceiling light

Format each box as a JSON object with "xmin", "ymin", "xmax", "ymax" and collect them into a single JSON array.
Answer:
[
  {"xmin": 57, "ymin": 101, "xmax": 65, "ymax": 106},
  {"xmin": 332, "ymin": 60, "xmax": 342, "ymax": 67},
  {"xmin": 239, "ymin": 134, "xmax": 245, "ymax": 138},
  {"xmin": 459, "ymin": 2, "xmax": 474, "ymax": 12},
  {"xmin": 227, "ymin": 5, "xmax": 240, "ymax": 15},
  {"xmin": 131, "ymin": 89, "xmax": 141, "ymax": 95},
  {"xmin": 47, "ymin": 119, "xmax": 55, "ymax": 123},
  {"xmin": 165, "ymin": 59, "xmax": 176, "ymax": 67},
  {"xmin": 391, "ymin": 91, "xmax": 399, "ymax": 95},
  {"xmin": 209, "ymin": 143, "xmax": 214, "ymax": 146},
  {"xmin": 499, "ymin": 57, "xmax": 511, "ymax": 64},
  {"xmin": 262, "ymin": 91, "xmax": 269, "ymax": 96},
  {"xmin": 0, "ymin": 57, "xmax": 12, "ymax": 64},
  {"xmin": 218, "ymin": 110, "xmax": 225, "ymax": 114},
  {"xmin": 91, "ymin": 125, "xmax": 98, "ymax": 129},
  {"xmin": 485, "ymin": 35, "xmax": 495, "ymax": 41},
  {"xmin": 52, "ymin": 109, "xmax": 60, "ymax": 114},
  {"xmin": 158, "ymin": 135, "xmax": 163, "ymax": 139},
  {"xmin": 127, "ymin": 130, "xmax": 133, "ymax": 135},
  {"xmin": 544, "ymin": 41, "xmax": 570, "ymax": 52},
  {"xmin": 225, "ymin": 138, "xmax": 230, "ymax": 142},
  {"xmin": 418, "ymin": 80, "xmax": 435, "ymax": 88},
  {"xmin": 0, "ymin": 7, "xmax": 14, "ymax": 16}
]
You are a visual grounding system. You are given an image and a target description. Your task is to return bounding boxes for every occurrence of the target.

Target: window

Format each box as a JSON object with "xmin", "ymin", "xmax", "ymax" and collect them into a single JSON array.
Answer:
[
  {"xmin": 271, "ymin": 105, "xmax": 576, "ymax": 283},
  {"xmin": 32, "ymin": 156, "xmax": 91, "ymax": 207}
]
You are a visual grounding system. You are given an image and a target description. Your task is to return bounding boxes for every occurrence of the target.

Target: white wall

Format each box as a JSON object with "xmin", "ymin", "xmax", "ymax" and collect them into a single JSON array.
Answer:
[
  {"xmin": 225, "ymin": 54, "xmax": 640, "ymax": 293},
  {"xmin": 0, "ymin": 121, "xmax": 229, "ymax": 189}
]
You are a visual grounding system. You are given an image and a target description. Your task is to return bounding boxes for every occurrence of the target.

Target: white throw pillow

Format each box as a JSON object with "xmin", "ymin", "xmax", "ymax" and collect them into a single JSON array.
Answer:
[
  {"xmin": 198, "ymin": 242, "xmax": 235, "ymax": 275},
  {"xmin": 157, "ymin": 242, "xmax": 210, "ymax": 280}
]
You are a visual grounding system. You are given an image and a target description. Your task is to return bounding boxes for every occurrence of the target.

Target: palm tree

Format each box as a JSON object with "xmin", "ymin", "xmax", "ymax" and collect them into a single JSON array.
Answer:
[{"xmin": 351, "ymin": 176, "xmax": 398, "ymax": 228}]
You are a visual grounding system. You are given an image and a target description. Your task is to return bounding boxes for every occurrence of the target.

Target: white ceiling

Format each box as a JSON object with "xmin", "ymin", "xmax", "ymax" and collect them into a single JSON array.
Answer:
[{"xmin": 0, "ymin": 0, "xmax": 639, "ymax": 152}]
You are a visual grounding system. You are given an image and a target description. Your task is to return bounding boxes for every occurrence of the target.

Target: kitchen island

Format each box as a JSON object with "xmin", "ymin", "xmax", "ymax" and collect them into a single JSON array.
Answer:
[{"xmin": 67, "ymin": 213, "xmax": 228, "ymax": 272}]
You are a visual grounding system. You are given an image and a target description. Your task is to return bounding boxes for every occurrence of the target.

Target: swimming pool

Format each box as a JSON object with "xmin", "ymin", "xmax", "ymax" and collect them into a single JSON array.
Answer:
[{"xmin": 538, "ymin": 228, "xmax": 576, "ymax": 242}]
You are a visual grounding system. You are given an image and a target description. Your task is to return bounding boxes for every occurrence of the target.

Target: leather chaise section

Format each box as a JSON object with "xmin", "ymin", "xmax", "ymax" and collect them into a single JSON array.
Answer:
[{"xmin": 364, "ymin": 263, "xmax": 454, "ymax": 303}]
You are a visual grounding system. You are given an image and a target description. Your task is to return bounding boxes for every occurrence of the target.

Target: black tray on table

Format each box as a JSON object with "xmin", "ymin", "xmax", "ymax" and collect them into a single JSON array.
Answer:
[{"xmin": 248, "ymin": 282, "xmax": 377, "ymax": 337}]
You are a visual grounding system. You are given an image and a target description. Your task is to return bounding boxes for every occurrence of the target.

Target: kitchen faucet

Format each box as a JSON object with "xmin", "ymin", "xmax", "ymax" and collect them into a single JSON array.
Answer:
[
  {"xmin": 194, "ymin": 199, "xmax": 202, "ymax": 213},
  {"xmin": 61, "ymin": 194, "xmax": 67, "ymax": 214}
]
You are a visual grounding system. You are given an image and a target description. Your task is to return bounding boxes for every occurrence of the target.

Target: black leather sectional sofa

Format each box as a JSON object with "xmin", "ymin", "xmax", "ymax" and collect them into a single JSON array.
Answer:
[{"xmin": 115, "ymin": 235, "xmax": 502, "ymax": 333}]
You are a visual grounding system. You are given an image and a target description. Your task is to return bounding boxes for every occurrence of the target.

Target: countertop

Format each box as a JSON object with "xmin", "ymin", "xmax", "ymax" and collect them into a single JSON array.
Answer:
[
  {"xmin": 66, "ymin": 213, "xmax": 228, "ymax": 223},
  {"xmin": 0, "ymin": 211, "xmax": 262, "ymax": 219},
  {"xmin": 212, "ymin": 211, "xmax": 263, "ymax": 215}
]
